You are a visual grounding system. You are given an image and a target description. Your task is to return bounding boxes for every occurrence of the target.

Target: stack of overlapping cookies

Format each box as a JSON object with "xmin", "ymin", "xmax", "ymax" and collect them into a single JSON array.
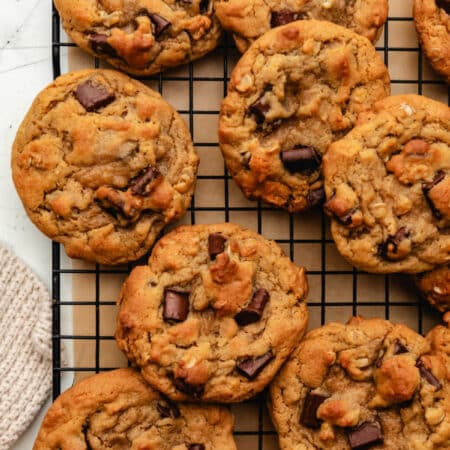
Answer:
[{"xmin": 10, "ymin": 0, "xmax": 449, "ymax": 449}]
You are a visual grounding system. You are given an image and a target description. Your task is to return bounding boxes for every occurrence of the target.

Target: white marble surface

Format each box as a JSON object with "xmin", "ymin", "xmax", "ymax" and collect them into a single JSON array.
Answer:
[{"xmin": 1, "ymin": 0, "xmax": 53, "ymax": 447}]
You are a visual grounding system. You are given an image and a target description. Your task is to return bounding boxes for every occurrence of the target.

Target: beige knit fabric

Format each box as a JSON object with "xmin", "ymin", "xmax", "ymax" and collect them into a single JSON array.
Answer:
[{"xmin": 0, "ymin": 244, "xmax": 52, "ymax": 450}]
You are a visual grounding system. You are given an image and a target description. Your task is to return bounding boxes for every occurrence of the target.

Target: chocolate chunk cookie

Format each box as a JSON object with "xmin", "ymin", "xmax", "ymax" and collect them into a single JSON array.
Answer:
[
  {"xmin": 416, "ymin": 264, "xmax": 450, "ymax": 312},
  {"xmin": 414, "ymin": 0, "xmax": 450, "ymax": 83},
  {"xmin": 53, "ymin": 0, "xmax": 222, "ymax": 76},
  {"xmin": 115, "ymin": 223, "xmax": 308, "ymax": 402},
  {"xmin": 215, "ymin": 0, "xmax": 388, "ymax": 53},
  {"xmin": 33, "ymin": 368, "xmax": 236, "ymax": 449},
  {"xmin": 269, "ymin": 316, "xmax": 450, "ymax": 449},
  {"xmin": 219, "ymin": 20, "xmax": 390, "ymax": 212},
  {"xmin": 12, "ymin": 69, "xmax": 198, "ymax": 265},
  {"xmin": 323, "ymin": 94, "xmax": 450, "ymax": 273}
]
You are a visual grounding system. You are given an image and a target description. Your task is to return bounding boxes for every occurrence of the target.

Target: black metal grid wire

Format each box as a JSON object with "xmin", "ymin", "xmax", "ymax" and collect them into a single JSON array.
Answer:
[{"xmin": 51, "ymin": 2, "xmax": 450, "ymax": 448}]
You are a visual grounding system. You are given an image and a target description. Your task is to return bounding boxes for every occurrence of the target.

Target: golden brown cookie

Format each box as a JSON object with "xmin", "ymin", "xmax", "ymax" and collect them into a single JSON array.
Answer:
[
  {"xmin": 323, "ymin": 94, "xmax": 450, "ymax": 273},
  {"xmin": 54, "ymin": 0, "xmax": 222, "ymax": 76},
  {"xmin": 415, "ymin": 264, "xmax": 450, "ymax": 312},
  {"xmin": 33, "ymin": 368, "xmax": 237, "ymax": 450},
  {"xmin": 269, "ymin": 316, "xmax": 450, "ymax": 449},
  {"xmin": 115, "ymin": 223, "xmax": 308, "ymax": 402},
  {"xmin": 414, "ymin": 0, "xmax": 450, "ymax": 83},
  {"xmin": 12, "ymin": 69, "xmax": 198, "ymax": 265},
  {"xmin": 215, "ymin": 0, "xmax": 388, "ymax": 53},
  {"xmin": 219, "ymin": 20, "xmax": 390, "ymax": 212}
]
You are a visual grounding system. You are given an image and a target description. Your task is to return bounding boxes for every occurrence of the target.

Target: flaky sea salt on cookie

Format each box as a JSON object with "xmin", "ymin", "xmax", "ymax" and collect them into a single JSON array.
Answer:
[
  {"xmin": 12, "ymin": 69, "xmax": 198, "ymax": 265},
  {"xmin": 115, "ymin": 223, "xmax": 308, "ymax": 402}
]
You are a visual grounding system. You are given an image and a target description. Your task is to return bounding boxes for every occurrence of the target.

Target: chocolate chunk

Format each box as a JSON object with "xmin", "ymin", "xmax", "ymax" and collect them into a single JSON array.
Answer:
[
  {"xmin": 348, "ymin": 422, "xmax": 383, "ymax": 449},
  {"xmin": 300, "ymin": 392, "xmax": 328, "ymax": 428},
  {"xmin": 199, "ymin": 0, "xmax": 209, "ymax": 13},
  {"xmin": 393, "ymin": 339, "xmax": 408, "ymax": 355},
  {"xmin": 236, "ymin": 350, "xmax": 274, "ymax": 379},
  {"xmin": 89, "ymin": 34, "xmax": 117, "ymax": 57},
  {"xmin": 149, "ymin": 13, "xmax": 171, "ymax": 38},
  {"xmin": 163, "ymin": 289, "xmax": 189, "ymax": 322},
  {"xmin": 174, "ymin": 378, "xmax": 204, "ymax": 398},
  {"xmin": 208, "ymin": 233, "xmax": 226, "ymax": 259},
  {"xmin": 75, "ymin": 80, "xmax": 115, "ymax": 112},
  {"xmin": 189, "ymin": 445, "xmax": 205, "ymax": 450},
  {"xmin": 423, "ymin": 171, "xmax": 445, "ymax": 219},
  {"xmin": 379, "ymin": 227, "xmax": 410, "ymax": 261},
  {"xmin": 249, "ymin": 97, "xmax": 270, "ymax": 124},
  {"xmin": 235, "ymin": 288, "xmax": 270, "ymax": 326},
  {"xmin": 436, "ymin": 0, "xmax": 450, "ymax": 14},
  {"xmin": 157, "ymin": 400, "xmax": 181, "ymax": 419},
  {"xmin": 281, "ymin": 147, "xmax": 322, "ymax": 174},
  {"xmin": 271, "ymin": 10, "xmax": 298, "ymax": 27},
  {"xmin": 416, "ymin": 359, "xmax": 442, "ymax": 390},
  {"xmin": 307, "ymin": 187, "xmax": 325, "ymax": 208},
  {"xmin": 130, "ymin": 166, "xmax": 160, "ymax": 195}
]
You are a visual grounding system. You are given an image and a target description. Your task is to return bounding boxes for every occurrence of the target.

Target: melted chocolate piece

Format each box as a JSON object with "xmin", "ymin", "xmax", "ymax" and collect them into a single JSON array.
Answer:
[
  {"xmin": 236, "ymin": 350, "xmax": 274, "ymax": 379},
  {"xmin": 130, "ymin": 166, "xmax": 160, "ymax": 195},
  {"xmin": 393, "ymin": 339, "xmax": 408, "ymax": 355},
  {"xmin": 436, "ymin": 0, "xmax": 450, "ymax": 14},
  {"xmin": 307, "ymin": 187, "xmax": 325, "ymax": 208},
  {"xmin": 271, "ymin": 10, "xmax": 298, "ymax": 27},
  {"xmin": 157, "ymin": 400, "xmax": 181, "ymax": 419},
  {"xmin": 379, "ymin": 227, "xmax": 410, "ymax": 261},
  {"xmin": 189, "ymin": 445, "xmax": 205, "ymax": 450},
  {"xmin": 249, "ymin": 97, "xmax": 270, "ymax": 124},
  {"xmin": 163, "ymin": 289, "xmax": 190, "ymax": 322},
  {"xmin": 235, "ymin": 288, "xmax": 270, "ymax": 326},
  {"xmin": 423, "ymin": 171, "xmax": 445, "ymax": 219},
  {"xmin": 281, "ymin": 147, "xmax": 321, "ymax": 174},
  {"xmin": 348, "ymin": 422, "xmax": 383, "ymax": 449},
  {"xmin": 89, "ymin": 34, "xmax": 117, "ymax": 57},
  {"xmin": 208, "ymin": 233, "xmax": 226, "ymax": 259},
  {"xmin": 75, "ymin": 80, "xmax": 115, "ymax": 112},
  {"xmin": 416, "ymin": 359, "xmax": 442, "ymax": 390},
  {"xmin": 174, "ymin": 378, "xmax": 204, "ymax": 398},
  {"xmin": 149, "ymin": 13, "xmax": 171, "ymax": 38},
  {"xmin": 300, "ymin": 392, "xmax": 328, "ymax": 428}
]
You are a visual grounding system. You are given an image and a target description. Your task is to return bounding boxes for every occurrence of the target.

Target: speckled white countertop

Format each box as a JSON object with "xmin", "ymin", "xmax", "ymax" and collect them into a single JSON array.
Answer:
[{"xmin": 1, "ymin": 0, "xmax": 53, "ymax": 447}]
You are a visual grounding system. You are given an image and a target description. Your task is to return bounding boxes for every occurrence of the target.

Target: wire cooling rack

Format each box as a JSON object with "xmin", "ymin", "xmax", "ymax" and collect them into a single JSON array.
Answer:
[{"xmin": 51, "ymin": 1, "xmax": 449, "ymax": 448}]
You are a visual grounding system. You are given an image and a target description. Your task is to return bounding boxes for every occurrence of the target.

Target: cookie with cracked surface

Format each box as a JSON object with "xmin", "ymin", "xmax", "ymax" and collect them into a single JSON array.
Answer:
[
  {"xmin": 323, "ymin": 94, "xmax": 450, "ymax": 273},
  {"xmin": 414, "ymin": 0, "xmax": 450, "ymax": 83},
  {"xmin": 269, "ymin": 316, "xmax": 450, "ymax": 450},
  {"xmin": 12, "ymin": 69, "xmax": 198, "ymax": 265},
  {"xmin": 215, "ymin": 0, "xmax": 388, "ymax": 53},
  {"xmin": 33, "ymin": 368, "xmax": 236, "ymax": 450},
  {"xmin": 115, "ymin": 222, "xmax": 308, "ymax": 402},
  {"xmin": 53, "ymin": 0, "xmax": 222, "ymax": 76},
  {"xmin": 219, "ymin": 20, "xmax": 390, "ymax": 213},
  {"xmin": 415, "ymin": 264, "xmax": 450, "ymax": 312}
]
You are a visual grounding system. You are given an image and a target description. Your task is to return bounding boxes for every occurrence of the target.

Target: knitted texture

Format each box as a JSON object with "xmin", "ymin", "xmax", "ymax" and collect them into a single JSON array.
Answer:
[{"xmin": 0, "ymin": 245, "xmax": 52, "ymax": 450}]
